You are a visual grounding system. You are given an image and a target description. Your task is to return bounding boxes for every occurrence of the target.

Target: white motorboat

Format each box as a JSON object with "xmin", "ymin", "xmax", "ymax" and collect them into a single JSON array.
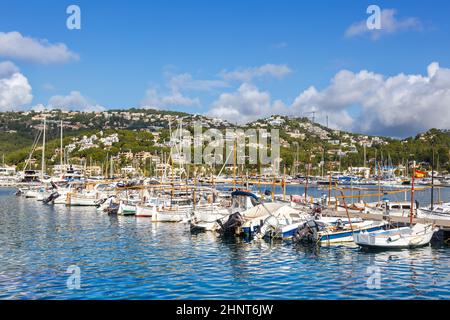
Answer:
[
  {"xmin": 354, "ymin": 163, "xmax": 438, "ymax": 249},
  {"xmin": 189, "ymin": 204, "xmax": 230, "ymax": 232},
  {"xmin": 68, "ymin": 194, "xmax": 102, "ymax": 206},
  {"xmin": 354, "ymin": 223, "xmax": 437, "ymax": 249},
  {"xmin": 292, "ymin": 218, "xmax": 388, "ymax": 245},
  {"xmin": 418, "ymin": 203, "xmax": 450, "ymax": 218},
  {"xmin": 135, "ymin": 204, "xmax": 154, "ymax": 217},
  {"xmin": 201, "ymin": 190, "xmax": 259, "ymax": 234},
  {"xmin": 364, "ymin": 201, "xmax": 416, "ymax": 218},
  {"xmin": 117, "ymin": 201, "xmax": 137, "ymax": 216},
  {"xmin": 151, "ymin": 197, "xmax": 194, "ymax": 222},
  {"xmin": 25, "ymin": 187, "xmax": 44, "ymax": 198},
  {"xmin": 152, "ymin": 207, "xmax": 190, "ymax": 222},
  {"xmin": 135, "ymin": 197, "xmax": 168, "ymax": 217}
]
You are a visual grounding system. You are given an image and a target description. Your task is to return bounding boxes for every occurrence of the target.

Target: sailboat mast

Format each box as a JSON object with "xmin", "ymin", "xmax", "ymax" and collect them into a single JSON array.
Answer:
[
  {"xmin": 431, "ymin": 147, "xmax": 435, "ymax": 211},
  {"xmin": 60, "ymin": 119, "xmax": 63, "ymax": 169},
  {"xmin": 410, "ymin": 161, "xmax": 416, "ymax": 226},
  {"xmin": 233, "ymin": 139, "xmax": 237, "ymax": 191},
  {"xmin": 41, "ymin": 117, "xmax": 46, "ymax": 180}
]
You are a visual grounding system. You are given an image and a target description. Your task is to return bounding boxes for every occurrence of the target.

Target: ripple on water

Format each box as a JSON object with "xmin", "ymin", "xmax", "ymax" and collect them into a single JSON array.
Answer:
[{"xmin": 0, "ymin": 189, "xmax": 449, "ymax": 299}]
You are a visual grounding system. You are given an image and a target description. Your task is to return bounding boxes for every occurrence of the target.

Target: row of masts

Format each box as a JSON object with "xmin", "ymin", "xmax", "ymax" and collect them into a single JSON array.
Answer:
[{"xmin": 19, "ymin": 118, "xmax": 440, "ymax": 188}]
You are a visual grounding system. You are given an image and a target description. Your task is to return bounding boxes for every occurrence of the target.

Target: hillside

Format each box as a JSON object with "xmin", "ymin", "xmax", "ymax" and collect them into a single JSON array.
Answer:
[{"xmin": 1, "ymin": 109, "xmax": 449, "ymax": 174}]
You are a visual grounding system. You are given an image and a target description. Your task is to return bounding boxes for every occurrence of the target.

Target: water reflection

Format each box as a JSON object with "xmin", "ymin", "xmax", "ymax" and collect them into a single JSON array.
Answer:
[{"xmin": 0, "ymin": 189, "xmax": 449, "ymax": 299}]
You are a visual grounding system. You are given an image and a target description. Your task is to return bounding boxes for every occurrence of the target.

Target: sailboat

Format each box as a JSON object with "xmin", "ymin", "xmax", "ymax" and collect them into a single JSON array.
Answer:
[{"xmin": 354, "ymin": 162, "xmax": 438, "ymax": 249}]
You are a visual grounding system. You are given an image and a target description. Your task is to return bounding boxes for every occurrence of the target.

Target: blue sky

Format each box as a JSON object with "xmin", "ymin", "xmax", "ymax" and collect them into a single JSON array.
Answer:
[{"xmin": 1, "ymin": 0, "xmax": 450, "ymax": 137}]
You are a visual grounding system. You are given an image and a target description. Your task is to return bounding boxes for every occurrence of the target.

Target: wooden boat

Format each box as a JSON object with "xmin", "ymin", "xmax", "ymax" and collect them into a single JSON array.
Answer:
[
  {"xmin": 189, "ymin": 204, "xmax": 230, "ymax": 232},
  {"xmin": 151, "ymin": 197, "xmax": 194, "ymax": 222},
  {"xmin": 293, "ymin": 219, "xmax": 388, "ymax": 245},
  {"xmin": 418, "ymin": 203, "xmax": 450, "ymax": 218},
  {"xmin": 354, "ymin": 162, "xmax": 438, "ymax": 249},
  {"xmin": 135, "ymin": 204, "xmax": 154, "ymax": 217},
  {"xmin": 353, "ymin": 223, "xmax": 437, "ymax": 249},
  {"xmin": 152, "ymin": 207, "xmax": 190, "ymax": 222},
  {"xmin": 117, "ymin": 201, "xmax": 137, "ymax": 216}
]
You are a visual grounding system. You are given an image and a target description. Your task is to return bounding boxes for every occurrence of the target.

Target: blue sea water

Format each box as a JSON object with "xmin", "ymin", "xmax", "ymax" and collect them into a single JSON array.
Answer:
[{"xmin": 0, "ymin": 187, "xmax": 449, "ymax": 300}]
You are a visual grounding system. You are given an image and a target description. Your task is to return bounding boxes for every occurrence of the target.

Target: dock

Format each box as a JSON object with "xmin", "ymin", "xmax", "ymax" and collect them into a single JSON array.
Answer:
[{"xmin": 323, "ymin": 208, "xmax": 450, "ymax": 232}]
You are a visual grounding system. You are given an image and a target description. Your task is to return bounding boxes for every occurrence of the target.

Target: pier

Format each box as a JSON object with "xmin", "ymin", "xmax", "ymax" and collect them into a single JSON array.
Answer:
[{"xmin": 323, "ymin": 208, "xmax": 450, "ymax": 232}]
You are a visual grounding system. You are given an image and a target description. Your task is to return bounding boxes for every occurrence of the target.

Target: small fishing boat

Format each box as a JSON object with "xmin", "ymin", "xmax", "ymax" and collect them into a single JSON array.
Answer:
[
  {"xmin": 365, "ymin": 201, "xmax": 417, "ymax": 218},
  {"xmin": 134, "ymin": 196, "xmax": 167, "ymax": 217},
  {"xmin": 68, "ymin": 194, "xmax": 102, "ymax": 206},
  {"xmin": 189, "ymin": 205, "xmax": 230, "ymax": 232},
  {"xmin": 117, "ymin": 201, "xmax": 137, "ymax": 216},
  {"xmin": 354, "ymin": 162, "xmax": 438, "ymax": 249},
  {"xmin": 135, "ymin": 204, "xmax": 154, "ymax": 217},
  {"xmin": 152, "ymin": 207, "xmax": 189, "ymax": 222},
  {"xmin": 293, "ymin": 218, "xmax": 388, "ymax": 245},
  {"xmin": 353, "ymin": 223, "xmax": 437, "ymax": 249},
  {"xmin": 418, "ymin": 202, "xmax": 450, "ymax": 218},
  {"xmin": 151, "ymin": 198, "xmax": 192, "ymax": 222},
  {"xmin": 25, "ymin": 187, "xmax": 44, "ymax": 199}
]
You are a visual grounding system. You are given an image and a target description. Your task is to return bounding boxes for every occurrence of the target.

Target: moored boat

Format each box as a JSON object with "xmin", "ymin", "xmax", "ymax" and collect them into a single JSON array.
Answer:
[{"xmin": 353, "ymin": 223, "xmax": 437, "ymax": 249}]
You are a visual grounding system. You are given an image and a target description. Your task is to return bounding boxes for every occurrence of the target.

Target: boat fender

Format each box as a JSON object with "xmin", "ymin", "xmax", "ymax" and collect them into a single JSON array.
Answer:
[
  {"xmin": 409, "ymin": 236, "xmax": 424, "ymax": 246},
  {"xmin": 387, "ymin": 234, "xmax": 401, "ymax": 242}
]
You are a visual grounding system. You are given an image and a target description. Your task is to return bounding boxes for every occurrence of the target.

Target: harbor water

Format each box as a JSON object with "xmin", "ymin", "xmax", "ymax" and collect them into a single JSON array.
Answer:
[{"xmin": 0, "ymin": 187, "xmax": 449, "ymax": 299}]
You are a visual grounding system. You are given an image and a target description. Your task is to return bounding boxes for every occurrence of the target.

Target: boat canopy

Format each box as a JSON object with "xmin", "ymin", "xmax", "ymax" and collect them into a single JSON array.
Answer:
[{"xmin": 231, "ymin": 190, "xmax": 260, "ymax": 201}]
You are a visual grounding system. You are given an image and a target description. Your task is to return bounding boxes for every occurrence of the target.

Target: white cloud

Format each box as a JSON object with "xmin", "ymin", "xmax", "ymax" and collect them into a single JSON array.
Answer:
[
  {"xmin": 168, "ymin": 73, "xmax": 229, "ymax": 92},
  {"xmin": 220, "ymin": 64, "xmax": 292, "ymax": 82},
  {"xmin": 0, "ymin": 31, "xmax": 79, "ymax": 64},
  {"xmin": 141, "ymin": 71, "xmax": 221, "ymax": 109},
  {"xmin": 48, "ymin": 91, "xmax": 105, "ymax": 112},
  {"xmin": 0, "ymin": 61, "xmax": 19, "ymax": 78},
  {"xmin": 141, "ymin": 86, "xmax": 200, "ymax": 109},
  {"xmin": 206, "ymin": 62, "xmax": 450, "ymax": 137},
  {"xmin": 0, "ymin": 61, "xmax": 33, "ymax": 111},
  {"xmin": 31, "ymin": 103, "xmax": 47, "ymax": 112},
  {"xmin": 345, "ymin": 9, "xmax": 423, "ymax": 40},
  {"xmin": 141, "ymin": 65, "xmax": 292, "ymax": 110},
  {"xmin": 207, "ymin": 83, "xmax": 287, "ymax": 124},
  {"xmin": 290, "ymin": 62, "xmax": 450, "ymax": 137}
]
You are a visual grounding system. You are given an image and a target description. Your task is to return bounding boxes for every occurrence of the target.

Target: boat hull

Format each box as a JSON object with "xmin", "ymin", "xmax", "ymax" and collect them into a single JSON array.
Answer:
[
  {"xmin": 354, "ymin": 224, "xmax": 436, "ymax": 249},
  {"xmin": 118, "ymin": 202, "xmax": 137, "ymax": 216},
  {"xmin": 135, "ymin": 205, "xmax": 154, "ymax": 217}
]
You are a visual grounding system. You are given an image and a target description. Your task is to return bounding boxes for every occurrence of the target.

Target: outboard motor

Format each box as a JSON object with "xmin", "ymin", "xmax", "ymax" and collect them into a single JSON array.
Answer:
[
  {"xmin": 217, "ymin": 212, "xmax": 244, "ymax": 235},
  {"xmin": 293, "ymin": 220, "xmax": 325, "ymax": 244},
  {"xmin": 335, "ymin": 219, "xmax": 345, "ymax": 230},
  {"xmin": 95, "ymin": 197, "xmax": 108, "ymax": 207},
  {"xmin": 255, "ymin": 215, "xmax": 279, "ymax": 240},
  {"xmin": 43, "ymin": 191, "xmax": 60, "ymax": 204},
  {"xmin": 106, "ymin": 204, "xmax": 119, "ymax": 215},
  {"xmin": 312, "ymin": 203, "xmax": 322, "ymax": 214}
]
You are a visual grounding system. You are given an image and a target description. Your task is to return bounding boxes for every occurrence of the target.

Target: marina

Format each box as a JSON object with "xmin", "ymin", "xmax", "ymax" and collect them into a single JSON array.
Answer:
[
  {"xmin": 0, "ymin": 186, "xmax": 449, "ymax": 299},
  {"xmin": 1, "ymin": 172, "xmax": 450, "ymax": 299},
  {"xmin": 1, "ymin": 0, "xmax": 450, "ymax": 304}
]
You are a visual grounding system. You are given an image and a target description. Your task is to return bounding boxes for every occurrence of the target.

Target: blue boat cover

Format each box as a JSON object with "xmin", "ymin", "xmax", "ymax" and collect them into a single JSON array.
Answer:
[{"xmin": 231, "ymin": 190, "xmax": 260, "ymax": 201}]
